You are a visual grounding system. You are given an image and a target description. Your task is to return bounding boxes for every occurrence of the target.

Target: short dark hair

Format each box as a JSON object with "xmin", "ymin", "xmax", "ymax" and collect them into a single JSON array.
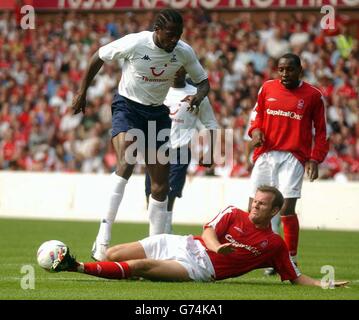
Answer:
[
  {"xmin": 279, "ymin": 53, "xmax": 302, "ymax": 68},
  {"xmin": 153, "ymin": 9, "xmax": 183, "ymax": 30},
  {"xmin": 257, "ymin": 185, "xmax": 284, "ymax": 210}
]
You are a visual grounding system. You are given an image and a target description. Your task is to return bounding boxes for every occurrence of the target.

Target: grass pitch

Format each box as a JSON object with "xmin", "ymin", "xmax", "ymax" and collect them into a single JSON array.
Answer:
[{"xmin": 0, "ymin": 218, "xmax": 358, "ymax": 300}]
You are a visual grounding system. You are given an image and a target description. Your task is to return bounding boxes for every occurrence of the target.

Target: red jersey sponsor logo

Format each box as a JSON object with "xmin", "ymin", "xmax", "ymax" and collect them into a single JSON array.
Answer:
[
  {"xmin": 225, "ymin": 234, "xmax": 261, "ymax": 256},
  {"xmin": 266, "ymin": 108, "xmax": 303, "ymax": 120}
]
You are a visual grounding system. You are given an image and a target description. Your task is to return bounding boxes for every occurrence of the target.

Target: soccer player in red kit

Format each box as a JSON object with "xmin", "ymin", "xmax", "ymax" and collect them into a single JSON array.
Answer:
[
  {"xmin": 47, "ymin": 186, "xmax": 347, "ymax": 287},
  {"xmin": 248, "ymin": 53, "xmax": 329, "ymax": 275}
]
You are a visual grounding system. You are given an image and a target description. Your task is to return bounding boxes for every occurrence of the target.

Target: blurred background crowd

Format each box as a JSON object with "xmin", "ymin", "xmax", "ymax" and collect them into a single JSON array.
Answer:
[{"xmin": 0, "ymin": 8, "xmax": 358, "ymax": 181}]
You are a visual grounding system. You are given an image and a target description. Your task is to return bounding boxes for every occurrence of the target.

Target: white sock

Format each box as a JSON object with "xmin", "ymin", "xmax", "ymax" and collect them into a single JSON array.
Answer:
[
  {"xmin": 164, "ymin": 211, "xmax": 173, "ymax": 234},
  {"xmin": 148, "ymin": 195, "xmax": 168, "ymax": 236},
  {"xmin": 96, "ymin": 172, "xmax": 128, "ymax": 245},
  {"xmin": 271, "ymin": 214, "xmax": 281, "ymax": 234}
]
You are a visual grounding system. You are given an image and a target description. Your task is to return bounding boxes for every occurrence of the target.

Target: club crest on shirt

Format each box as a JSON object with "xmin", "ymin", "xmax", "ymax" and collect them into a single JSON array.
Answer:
[
  {"xmin": 170, "ymin": 53, "xmax": 177, "ymax": 62},
  {"xmin": 260, "ymin": 240, "xmax": 268, "ymax": 248},
  {"xmin": 297, "ymin": 99, "xmax": 305, "ymax": 109}
]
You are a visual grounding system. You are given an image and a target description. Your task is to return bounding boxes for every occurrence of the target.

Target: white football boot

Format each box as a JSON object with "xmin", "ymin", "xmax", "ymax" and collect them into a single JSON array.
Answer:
[{"xmin": 91, "ymin": 241, "xmax": 108, "ymax": 262}]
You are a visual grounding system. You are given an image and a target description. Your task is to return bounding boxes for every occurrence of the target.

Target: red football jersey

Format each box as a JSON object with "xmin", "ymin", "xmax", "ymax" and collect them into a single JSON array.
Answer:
[
  {"xmin": 248, "ymin": 79, "xmax": 329, "ymax": 165},
  {"xmin": 195, "ymin": 206, "xmax": 300, "ymax": 281}
]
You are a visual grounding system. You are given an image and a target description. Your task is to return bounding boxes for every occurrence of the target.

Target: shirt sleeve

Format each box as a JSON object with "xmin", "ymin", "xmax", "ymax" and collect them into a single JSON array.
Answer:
[
  {"xmin": 272, "ymin": 240, "xmax": 301, "ymax": 282},
  {"xmin": 182, "ymin": 43, "xmax": 208, "ymax": 84},
  {"xmin": 198, "ymin": 97, "xmax": 219, "ymax": 130},
  {"xmin": 248, "ymin": 85, "xmax": 265, "ymax": 137},
  {"xmin": 310, "ymin": 94, "xmax": 329, "ymax": 163},
  {"xmin": 98, "ymin": 33, "xmax": 139, "ymax": 62},
  {"xmin": 204, "ymin": 206, "xmax": 238, "ymax": 239}
]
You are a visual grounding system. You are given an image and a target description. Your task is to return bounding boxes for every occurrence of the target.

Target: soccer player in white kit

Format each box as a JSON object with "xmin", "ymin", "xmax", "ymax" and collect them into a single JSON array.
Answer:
[
  {"xmin": 70, "ymin": 9, "xmax": 210, "ymax": 261},
  {"xmin": 145, "ymin": 67, "xmax": 218, "ymax": 234}
]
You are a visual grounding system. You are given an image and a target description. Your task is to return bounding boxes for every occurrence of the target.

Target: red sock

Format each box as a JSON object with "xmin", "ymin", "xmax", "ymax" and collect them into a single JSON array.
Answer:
[
  {"xmin": 281, "ymin": 214, "xmax": 299, "ymax": 257},
  {"xmin": 83, "ymin": 261, "xmax": 131, "ymax": 279}
]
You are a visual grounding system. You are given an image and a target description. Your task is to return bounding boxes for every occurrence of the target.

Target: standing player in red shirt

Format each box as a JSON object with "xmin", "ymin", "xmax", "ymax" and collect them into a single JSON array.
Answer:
[
  {"xmin": 46, "ymin": 186, "xmax": 347, "ymax": 287},
  {"xmin": 248, "ymin": 53, "xmax": 329, "ymax": 275}
]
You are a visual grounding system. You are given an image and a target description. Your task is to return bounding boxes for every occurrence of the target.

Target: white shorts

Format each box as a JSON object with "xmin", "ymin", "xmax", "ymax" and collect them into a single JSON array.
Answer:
[
  {"xmin": 250, "ymin": 151, "xmax": 304, "ymax": 198},
  {"xmin": 139, "ymin": 234, "xmax": 215, "ymax": 282}
]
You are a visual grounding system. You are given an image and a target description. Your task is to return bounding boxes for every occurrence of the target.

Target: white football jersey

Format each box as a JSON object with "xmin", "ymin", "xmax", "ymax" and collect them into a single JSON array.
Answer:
[
  {"xmin": 165, "ymin": 83, "xmax": 218, "ymax": 148},
  {"xmin": 99, "ymin": 31, "xmax": 207, "ymax": 106}
]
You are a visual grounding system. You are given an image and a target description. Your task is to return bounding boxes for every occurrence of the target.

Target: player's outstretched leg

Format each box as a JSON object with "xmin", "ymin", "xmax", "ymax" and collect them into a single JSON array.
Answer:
[{"xmin": 50, "ymin": 245, "xmax": 132, "ymax": 279}]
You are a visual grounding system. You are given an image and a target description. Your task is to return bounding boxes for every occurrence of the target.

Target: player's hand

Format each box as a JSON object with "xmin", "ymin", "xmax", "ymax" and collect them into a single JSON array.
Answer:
[
  {"xmin": 333, "ymin": 281, "xmax": 350, "ymax": 288},
  {"xmin": 305, "ymin": 160, "xmax": 318, "ymax": 182},
  {"xmin": 181, "ymin": 95, "xmax": 201, "ymax": 114},
  {"xmin": 251, "ymin": 129, "xmax": 265, "ymax": 148},
  {"xmin": 216, "ymin": 243, "xmax": 236, "ymax": 255},
  {"xmin": 322, "ymin": 280, "xmax": 350, "ymax": 288},
  {"xmin": 71, "ymin": 92, "xmax": 87, "ymax": 114}
]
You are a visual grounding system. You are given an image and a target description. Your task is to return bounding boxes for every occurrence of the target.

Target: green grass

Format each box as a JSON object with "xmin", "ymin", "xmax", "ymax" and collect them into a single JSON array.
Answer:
[{"xmin": 0, "ymin": 218, "xmax": 358, "ymax": 300}]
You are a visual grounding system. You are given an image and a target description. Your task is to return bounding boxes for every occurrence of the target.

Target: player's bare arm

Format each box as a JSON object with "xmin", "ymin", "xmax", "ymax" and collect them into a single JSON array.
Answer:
[
  {"xmin": 305, "ymin": 160, "xmax": 319, "ymax": 182},
  {"xmin": 182, "ymin": 78, "xmax": 210, "ymax": 113},
  {"xmin": 201, "ymin": 227, "xmax": 236, "ymax": 255},
  {"xmin": 251, "ymin": 128, "xmax": 265, "ymax": 148},
  {"xmin": 72, "ymin": 50, "xmax": 104, "ymax": 114},
  {"xmin": 291, "ymin": 274, "xmax": 349, "ymax": 287}
]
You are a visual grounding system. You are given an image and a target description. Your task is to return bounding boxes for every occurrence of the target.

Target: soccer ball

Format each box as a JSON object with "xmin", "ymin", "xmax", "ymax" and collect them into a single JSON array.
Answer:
[{"xmin": 37, "ymin": 240, "xmax": 67, "ymax": 271}]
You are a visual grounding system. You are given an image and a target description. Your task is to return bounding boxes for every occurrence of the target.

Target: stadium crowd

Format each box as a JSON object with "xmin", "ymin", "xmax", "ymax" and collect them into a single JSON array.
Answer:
[{"xmin": 0, "ymin": 9, "xmax": 358, "ymax": 181}]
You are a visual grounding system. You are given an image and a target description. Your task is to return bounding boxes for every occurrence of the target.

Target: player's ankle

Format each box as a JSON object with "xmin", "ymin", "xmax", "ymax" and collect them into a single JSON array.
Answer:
[{"xmin": 77, "ymin": 262, "xmax": 84, "ymax": 273}]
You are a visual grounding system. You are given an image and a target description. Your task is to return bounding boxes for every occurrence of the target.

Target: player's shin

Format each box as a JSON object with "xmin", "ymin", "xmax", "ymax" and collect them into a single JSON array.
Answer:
[
  {"xmin": 96, "ymin": 172, "xmax": 128, "ymax": 245},
  {"xmin": 281, "ymin": 214, "xmax": 299, "ymax": 262},
  {"xmin": 83, "ymin": 261, "xmax": 131, "ymax": 279}
]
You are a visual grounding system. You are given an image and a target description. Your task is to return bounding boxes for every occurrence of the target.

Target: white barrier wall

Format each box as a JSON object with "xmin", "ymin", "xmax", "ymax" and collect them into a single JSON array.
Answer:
[{"xmin": 0, "ymin": 171, "xmax": 358, "ymax": 230}]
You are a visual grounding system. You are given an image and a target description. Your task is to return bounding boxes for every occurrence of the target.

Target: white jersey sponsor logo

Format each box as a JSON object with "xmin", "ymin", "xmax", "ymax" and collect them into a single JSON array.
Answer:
[{"xmin": 266, "ymin": 108, "xmax": 303, "ymax": 120}]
